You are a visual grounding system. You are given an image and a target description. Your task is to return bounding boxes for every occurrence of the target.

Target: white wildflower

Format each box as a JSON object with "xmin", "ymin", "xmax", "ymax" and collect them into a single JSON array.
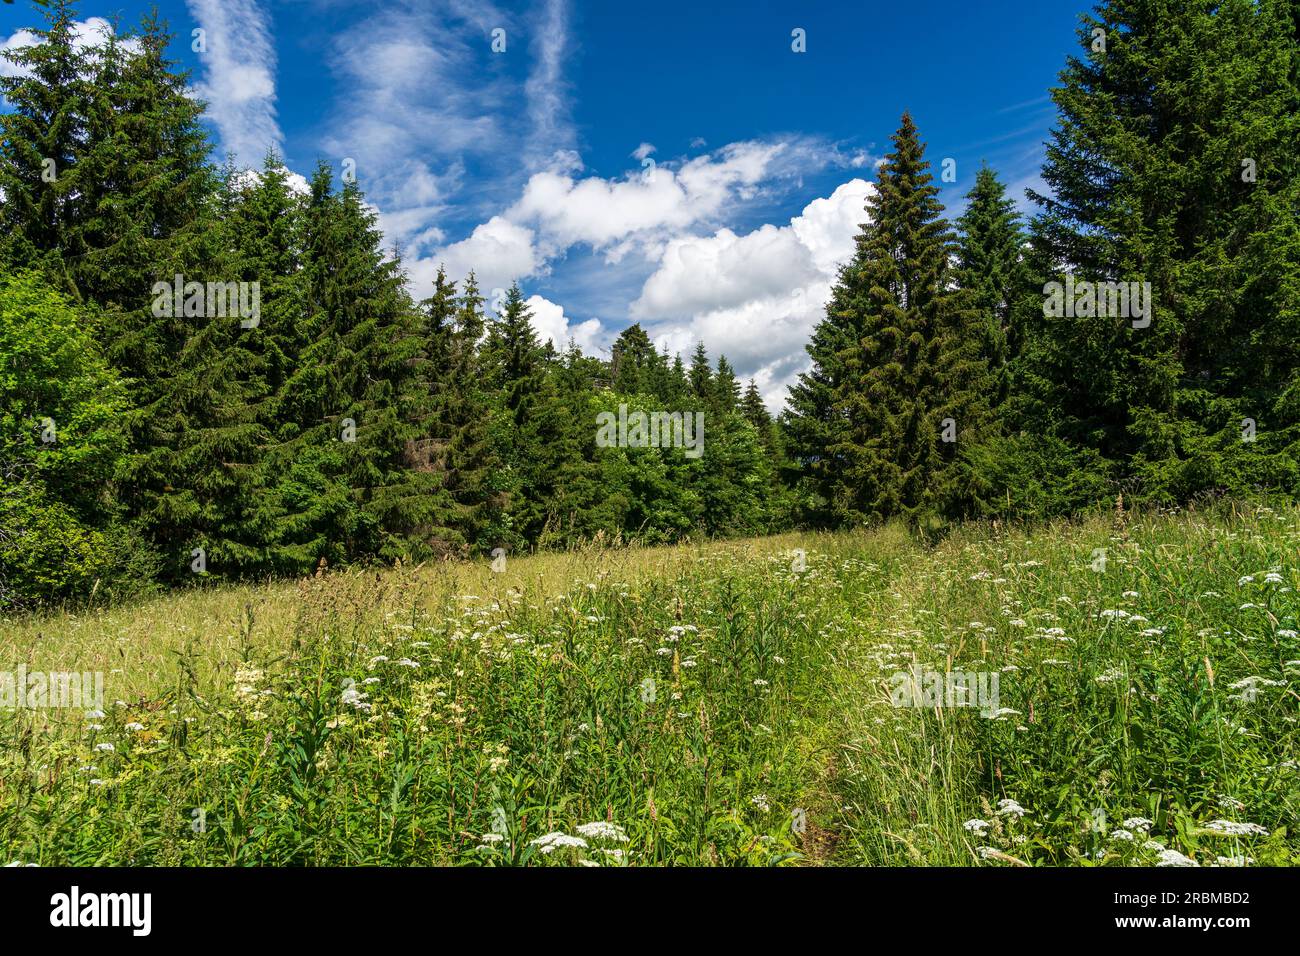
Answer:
[
  {"xmin": 996, "ymin": 798, "xmax": 1027, "ymax": 819},
  {"xmin": 575, "ymin": 822, "xmax": 629, "ymax": 843},
  {"xmin": 1203, "ymin": 820, "xmax": 1269, "ymax": 837},
  {"xmin": 528, "ymin": 832, "xmax": 587, "ymax": 854}
]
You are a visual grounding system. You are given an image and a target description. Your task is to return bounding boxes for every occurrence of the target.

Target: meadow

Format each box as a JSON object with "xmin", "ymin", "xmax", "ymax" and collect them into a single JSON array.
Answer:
[{"xmin": 1, "ymin": 502, "xmax": 1297, "ymax": 866}]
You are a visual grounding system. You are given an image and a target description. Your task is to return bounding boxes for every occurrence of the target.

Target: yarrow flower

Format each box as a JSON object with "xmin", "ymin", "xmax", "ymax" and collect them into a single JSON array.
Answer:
[
  {"xmin": 963, "ymin": 819, "xmax": 990, "ymax": 835},
  {"xmin": 340, "ymin": 682, "xmax": 372, "ymax": 713},
  {"xmin": 1203, "ymin": 819, "xmax": 1269, "ymax": 837},
  {"xmin": 528, "ymin": 831, "xmax": 588, "ymax": 854},
  {"xmin": 1155, "ymin": 848, "xmax": 1199, "ymax": 867},
  {"xmin": 995, "ymin": 798, "xmax": 1026, "ymax": 820},
  {"xmin": 575, "ymin": 821, "xmax": 629, "ymax": 843}
]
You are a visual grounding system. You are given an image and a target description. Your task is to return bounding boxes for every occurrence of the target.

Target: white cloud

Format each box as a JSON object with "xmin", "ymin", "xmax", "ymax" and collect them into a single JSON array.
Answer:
[
  {"xmin": 506, "ymin": 139, "xmax": 806, "ymax": 261},
  {"xmin": 0, "ymin": 18, "xmax": 138, "ymax": 80},
  {"xmin": 524, "ymin": 0, "xmax": 575, "ymax": 170},
  {"xmin": 231, "ymin": 165, "xmax": 309, "ymax": 196},
  {"xmin": 632, "ymin": 224, "xmax": 817, "ymax": 320},
  {"xmin": 633, "ymin": 178, "xmax": 875, "ymax": 411},
  {"xmin": 187, "ymin": 0, "xmax": 282, "ymax": 166},
  {"xmin": 408, "ymin": 136, "xmax": 834, "ymax": 312},
  {"xmin": 525, "ymin": 294, "xmax": 603, "ymax": 353},
  {"xmin": 419, "ymin": 215, "xmax": 540, "ymax": 295}
]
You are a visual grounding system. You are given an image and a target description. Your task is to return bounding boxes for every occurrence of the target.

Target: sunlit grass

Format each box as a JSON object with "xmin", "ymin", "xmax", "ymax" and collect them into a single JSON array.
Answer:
[{"xmin": 2, "ymin": 508, "xmax": 1296, "ymax": 866}]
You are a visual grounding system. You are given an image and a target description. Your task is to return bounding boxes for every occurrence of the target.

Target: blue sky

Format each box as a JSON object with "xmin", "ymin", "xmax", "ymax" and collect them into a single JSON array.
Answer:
[{"xmin": 1, "ymin": 0, "xmax": 1086, "ymax": 408}]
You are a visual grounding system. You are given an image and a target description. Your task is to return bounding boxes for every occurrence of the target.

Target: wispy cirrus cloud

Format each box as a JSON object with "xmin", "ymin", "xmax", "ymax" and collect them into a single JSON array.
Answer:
[
  {"xmin": 523, "ymin": 0, "xmax": 575, "ymax": 170},
  {"xmin": 186, "ymin": 0, "xmax": 282, "ymax": 166},
  {"xmin": 316, "ymin": 0, "xmax": 563, "ymax": 265}
]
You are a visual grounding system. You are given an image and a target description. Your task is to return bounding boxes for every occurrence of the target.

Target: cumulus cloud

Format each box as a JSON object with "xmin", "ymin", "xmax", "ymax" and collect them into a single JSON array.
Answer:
[
  {"xmin": 409, "ymin": 215, "xmax": 539, "ymax": 296},
  {"xmin": 409, "ymin": 135, "xmax": 840, "ymax": 303},
  {"xmin": 230, "ymin": 165, "xmax": 309, "ymax": 196},
  {"xmin": 633, "ymin": 178, "xmax": 875, "ymax": 411},
  {"xmin": 0, "ymin": 17, "xmax": 138, "ymax": 80},
  {"xmin": 505, "ymin": 139, "xmax": 814, "ymax": 263},
  {"xmin": 525, "ymin": 294, "xmax": 603, "ymax": 354},
  {"xmin": 632, "ymin": 224, "xmax": 817, "ymax": 320}
]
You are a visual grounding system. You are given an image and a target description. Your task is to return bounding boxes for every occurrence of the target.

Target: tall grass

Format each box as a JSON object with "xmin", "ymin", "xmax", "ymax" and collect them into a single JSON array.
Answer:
[{"xmin": 1, "ymin": 507, "xmax": 1296, "ymax": 866}]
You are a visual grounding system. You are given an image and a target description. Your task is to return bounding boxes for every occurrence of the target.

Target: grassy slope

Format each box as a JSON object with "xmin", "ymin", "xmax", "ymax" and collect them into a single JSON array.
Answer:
[{"xmin": 1, "ymin": 506, "xmax": 1297, "ymax": 865}]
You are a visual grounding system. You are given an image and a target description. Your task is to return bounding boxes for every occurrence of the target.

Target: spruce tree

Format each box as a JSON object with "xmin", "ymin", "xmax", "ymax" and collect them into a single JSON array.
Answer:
[
  {"xmin": 0, "ymin": 0, "xmax": 88, "ymax": 291},
  {"xmin": 481, "ymin": 284, "xmax": 546, "ymax": 544},
  {"xmin": 610, "ymin": 323, "xmax": 656, "ymax": 395},
  {"xmin": 782, "ymin": 268, "xmax": 861, "ymax": 525},
  {"xmin": 713, "ymin": 356, "xmax": 741, "ymax": 413},
  {"xmin": 954, "ymin": 164, "xmax": 1025, "ymax": 409},
  {"xmin": 1027, "ymin": 0, "xmax": 1300, "ymax": 498},
  {"xmin": 789, "ymin": 113, "xmax": 988, "ymax": 525},
  {"xmin": 439, "ymin": 273, "xmax": 504, "ymax": 552},
  {"xmin": 281, "ymin": 165, "xmax": 444, "ymax": 564},
  {"xmin": 688, "ymin": 342, "xmax": 713, "ymax": 400}
]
